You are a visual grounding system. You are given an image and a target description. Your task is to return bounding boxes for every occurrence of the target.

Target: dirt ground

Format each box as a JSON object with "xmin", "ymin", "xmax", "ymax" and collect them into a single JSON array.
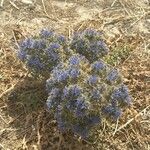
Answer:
[{"xmin": 0, "ymin": 0, "xmax": 150, "ymax": 149}]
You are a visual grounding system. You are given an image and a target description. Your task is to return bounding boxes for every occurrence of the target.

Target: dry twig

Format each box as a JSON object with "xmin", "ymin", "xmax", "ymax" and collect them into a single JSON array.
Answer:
[
  {"xmin": 0, "ymin": 0, "xmax": 4, "ymax": 7},
  {"xmin": 111, "ymin": 0, "xmax": 118, "ymax": 7},
  {"xmin": 129, "ymin": 12, "xmax": 149, "ymax": 28},
  {"xmin": 41, "ymin": 0, "xmax": 57, "ymax": 21},
  {"xmin": 0, "ymin": 72, "xmax": 29, "ymax": 99},
  {"xmin": 119, "ymin": 0, "xmax": 131, "ymax": 16},
  {"xmin": 9, "ymin": 0, "xmax": 19, "ymax": 9},
  {"xmin": 113, "ymin": 105, "xmax": 150, "ymax": 135},
  {"xmin": 0, "ymin": 84, "xmax": 17, "ymax": 100},
  {"xmin": 0, "ymin": 114, "xmax": 9, "ymax": 124}
]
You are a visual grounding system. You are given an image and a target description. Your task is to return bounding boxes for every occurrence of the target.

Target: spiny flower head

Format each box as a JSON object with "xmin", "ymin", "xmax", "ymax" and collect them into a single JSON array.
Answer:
[
  {"xmin": 91, "ymin": 89, "xmax": 102, "ymax": 101},
  {"xmin": 87, "ymin": 75, "xmax": 98, "ymax": 85},
  {"xmin": 40, "ymin": 29, "xmax": 54, "ymax": 38},
  {"xmin": 63, "ymin": 85, "xmax": 82, "ymax": 98},
  {"xmin": 75, "ymin": 96, "xmax": 90, "ymax": 117},
  {"xmin": 92, "ymin": 60, "xmax": 106, "ymax": 72},
  {"xmin": 27, "ymin": 56, "xmax": 44, "ymax": 70},
  {"xmin": 69, "ymin": 68, "xmax": 81, "ymax": 79},
  {"xmin": 102, "ymin": 105, "xmax": 122, "ymax": 120},
  {"xmin": 106, "ymin": 68, "xmax": 121, "ymax": 84},
  {"xmin": 68, "ymin": 55, "xmax": 83, "ymax": 66},
  {"xmin": 84, "ymin": 28, "xmax": 101, "ymax": 40},
  {"xmin": 111, "ymin": 84, "xmax": 131, "ymax": 106},
  {"xmin": 57, "ymin": 35, "xmax": 66, "ymax": 44}
]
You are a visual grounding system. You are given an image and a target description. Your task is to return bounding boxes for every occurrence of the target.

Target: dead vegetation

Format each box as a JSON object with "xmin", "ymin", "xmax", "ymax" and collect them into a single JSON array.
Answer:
[{"xmin": 0, "ymin": 0, "xmax": 150, "ymax": 149}]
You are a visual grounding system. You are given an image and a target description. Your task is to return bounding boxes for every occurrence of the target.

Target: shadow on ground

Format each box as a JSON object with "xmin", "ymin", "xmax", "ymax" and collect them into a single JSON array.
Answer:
[{"xmin": 2, "ymin": 76, "xmax": 93, "ymax": 150}]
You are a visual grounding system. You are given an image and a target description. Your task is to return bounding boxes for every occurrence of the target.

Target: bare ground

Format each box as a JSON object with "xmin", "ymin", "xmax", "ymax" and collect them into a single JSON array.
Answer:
[{"xmin": 0, "ymin": 0, "xmax": 150, "ymax": 149}]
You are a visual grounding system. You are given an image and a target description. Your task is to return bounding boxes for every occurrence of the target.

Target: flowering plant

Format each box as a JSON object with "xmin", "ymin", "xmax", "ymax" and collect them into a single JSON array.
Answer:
[
  {"xmin": 17, "ymin": 29, "xmax": 69, "ymax": 77},
  {"xmin": 46, "ymin": 54, "xmax": 131, "ymax": 138},
  {"xmin": 17, "ymin": 28, "xmax": 132, "ymax": 139},
  {"xmin": 70, "ymin": 29, "xmax": 109, "ymax": 62}
]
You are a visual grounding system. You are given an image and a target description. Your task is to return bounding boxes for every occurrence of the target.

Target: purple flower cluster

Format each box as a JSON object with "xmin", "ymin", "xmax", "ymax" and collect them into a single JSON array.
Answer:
[
  {"xmin": 16, "ymin": 28, "xmax": 132, "ymax": 139},
  {"xmin": 106, "ymin": 68, "xmax": 120, "ymax": 84},
  {"xmin": 87, "ymin": 75, "xmax": 98, "ymax": 85},
  {"xmin": 111, "ymin": 84, "xmax": 131, "ymax": 106},
  {"xmin": 84, "ymin": 29, "xmax": 101, "ymax": 40},
  {"xmin": 69, "ymin": 55, "xmax": 81, "ymax": 66},
  {"xmin": 92, "ymin": 60, "xmax": 106, "ymax": 72},
  {"xmin": 27, "ymin": 57, "xmax": 44, "ymax": 70},
  {"xmin": 91, "ymin": 89, "xmax": 102, "ymax": 101},
  {"xmin": 57, "ymin": 35, "xmax": 66, "ymax": 44},
  {"xmin": 40, "ymin": 29, "xmax": 54, "ymax": 38},
  {"xmin": 69, "ymin": 68, "xmax": 80, "ymax": 78},
  {"xmin": 102, "ymin": 105, "xmax": 122, "ymax": 120},
  {"xmin": 75, "ymin": 97, "xmax": 89, "ymax": 117},
  {"xmin": 45, "ymin": 54, "xmax": 132, "ymax": 138},
  {"xmin": 70, "ymin": 29, "xmax": 109, "ymax": 62},
  {"xmin": 17, "ymin": 29, "xmax": 69, "ymax": 76},
  {"xmin": 63, "ymin": 85, "xmax": 82, "ymax": 98}
]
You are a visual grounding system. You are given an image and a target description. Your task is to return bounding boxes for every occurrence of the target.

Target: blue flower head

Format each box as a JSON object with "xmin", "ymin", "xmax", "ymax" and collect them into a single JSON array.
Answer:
[
  {"xmin": 106, "ymin": 69, "xmax": 119, "ymax": 83},
  {"xmin": 102, "ymin": 105, "xmax": 122, "ymax": 120},
  {"xmin": 87, "ymin": 75, "xmax": 98, "ymax": 85},
  {"xmin": 62, "ymin": 87, "xmax": 69, "ymax": 98},
  {"xmin": 40, "ymin": 29, "xmax": 54, "ymax": 38},
  {"xmin": 46, "ymin": 94, "xmax": 60, "ymax": 110},
  {"xmin": 57, "ymin": 35, "xmax": 66, "ymax": 44},
  {"xmin": 46, "ymin": 78, "xmax": 57, "ymax": 93},
  {"xmin": 63, "ymin": 85, "xmax": 81, "ymax": 99},
  {"xmin": 69, "ymin": 55, "xmax": 81, "ymax": 66},
  {"xmin": 46, "ymin": 46, "xmax": 59, "ymax": 61},
  {"xmin": 90, "ymin": 115, "xmax": 101, "ymax": 125},
  {"xmin": 84, "ymin": 28, "xmax": 99, "ymax": 39},
  {"xmin": 96, "ymin": 40, "xmax": 109, "ymax": 55},
  {"xmin": 55, "ymin": 70, "xmax": 69, "ymax": 82},
  {"xmin": 69, "ymin": 68, "xmax": 80, "ymax": 78},
  {"xmin": 20, "ymin": 38, "xmax": 34, "ymax": 50},
  {"xmin": 111, "ymin": 84, "xmax": 131, "ymax": 106},
  {"xmin": 75, "ymin": 97, "xmax": 89, "ymax": 117},
  {"xmin": 48, "ymin": 43, "xmax": 60, "ymax": 51},
  {"xmin": 27, "ymin": 57, "xmax": 44, "ymax": 70},
  {"xmin": 66, "ymin": 99, "xmax": 75, "ymax": 111},
  {"xmin": 18, "ymin": 50, "xmax": 27, "ymax": 61},
  {"xmin": 91, "ymin": 89, "xmax": 102, "ymax": 101},
  {"xmin": 49, "ymin": 88, "xmax": 60, "ymax": 98},
  {"xmin": 69, "ymin": 85, "xmax": 82, "ymax": 97},
  {"xmin": 92, "ymin": 60, "xmax": 106, "ymax": 72},
  {"xmin": 70, "ymin": 36, "xmax": 89, "ymax": 53},
  {"xmin": 31, "ymin": 40, "xmax": 46, "ymax": 49}
]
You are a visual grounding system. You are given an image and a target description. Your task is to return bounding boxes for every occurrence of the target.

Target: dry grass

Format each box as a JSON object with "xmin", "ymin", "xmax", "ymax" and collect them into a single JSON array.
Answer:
[{"xmin": 0, "ymin": 0, "xmax": 150, "ymax": 149}]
